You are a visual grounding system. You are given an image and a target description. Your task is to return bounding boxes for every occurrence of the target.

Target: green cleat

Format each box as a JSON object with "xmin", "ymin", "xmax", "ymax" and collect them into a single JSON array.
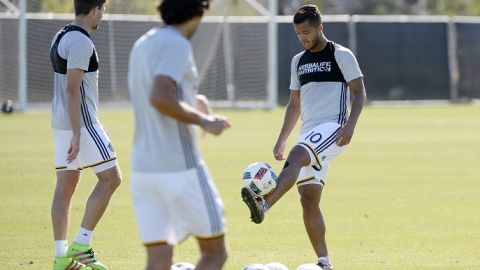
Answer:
[
  {"xmin": 54, "ymin": 256, "xmax": 92, "ymax": 270},
  {"xmin": 67, "ymin": 242, "xmax": 108, "ymax": 270}
]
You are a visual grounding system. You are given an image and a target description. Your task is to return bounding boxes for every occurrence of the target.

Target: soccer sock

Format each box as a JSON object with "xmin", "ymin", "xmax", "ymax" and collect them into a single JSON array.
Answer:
[
  {"xmin": 75, "ymin": 227, "xmax": 94, "ymax": 245},
  {"xmin": 55, "ymin": 240, "xmax": 68, "ymax": 257},
  {"xmin": 260, "ymin": 199, "xmax": 269, "ymax": 213},
  {"xmin": 318, "ymin": 256, "xmax": 332, "ymax": 267}
]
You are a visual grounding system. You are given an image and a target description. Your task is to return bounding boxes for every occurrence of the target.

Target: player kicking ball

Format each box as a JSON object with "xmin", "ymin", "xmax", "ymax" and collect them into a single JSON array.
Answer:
[{"xmin": 241, "ymin": 4, "xmax": 366, "ymax": 270}]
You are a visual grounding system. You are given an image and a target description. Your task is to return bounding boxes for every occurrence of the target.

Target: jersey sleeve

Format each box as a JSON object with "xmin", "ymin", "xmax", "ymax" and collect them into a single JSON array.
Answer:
[
  {"xmin": 153, "ymin": 39, "xmax": 191, "ymax": 83},
  {"xmin": 289, "ymin": 55, "xmax": 301, "ymax": 90},
  {"xmin": 65, "ymin": 34, "xmax": 93, "ymax": 71},
  {"xmin": 335, "ymin": 49, "xmax": 363, "ymax": 83}
]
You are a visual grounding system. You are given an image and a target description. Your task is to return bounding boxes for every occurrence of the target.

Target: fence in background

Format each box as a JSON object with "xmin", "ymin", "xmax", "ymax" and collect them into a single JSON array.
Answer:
[{"xmin": 1, "ymin": 14, "xmax": 479, "ymax": 107}]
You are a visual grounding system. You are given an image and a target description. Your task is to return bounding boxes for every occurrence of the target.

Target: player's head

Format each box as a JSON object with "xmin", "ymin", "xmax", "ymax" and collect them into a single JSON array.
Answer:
[
  {"xmin": 293, "ymin": 4, "xmax": 323, "ymax": 50},
  {"xmin": 74, "ymin": 0, "xmax": 106, "ymax": 30},
  {"xmin": 157, "ymin": 0, "xmax": 210, "ymax": 38}
]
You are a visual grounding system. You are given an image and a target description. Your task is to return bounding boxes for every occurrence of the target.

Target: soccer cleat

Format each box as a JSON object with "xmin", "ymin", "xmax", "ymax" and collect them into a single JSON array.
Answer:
[
  {"xmin": 53, "ymin": 256, "xmax": 92, "ymax": 270},
  {"xmin": 241, "ymin": 187, "xmax": 265, "ymax": 224},
  {"xmin": 67, "ymin": 242, "xmax": 108, "ymax": 270}
]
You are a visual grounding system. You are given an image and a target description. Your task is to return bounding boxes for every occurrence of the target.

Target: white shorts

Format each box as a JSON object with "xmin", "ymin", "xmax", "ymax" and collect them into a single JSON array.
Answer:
[
  {"xmin": 296, "ymin": 122, "xmax": 345, "ymax": 187},
  {"xmin": 53, "ymin": 124, "xmax": 117, "ymax": 173},
  {"xmin": 130, "ymin": 161, "xmax": 225, "ymax": 246}
]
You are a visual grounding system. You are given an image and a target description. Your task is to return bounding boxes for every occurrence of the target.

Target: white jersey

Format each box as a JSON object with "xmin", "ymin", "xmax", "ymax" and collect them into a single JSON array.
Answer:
[
  {"xmin": 128, "ymin": 26, "xmax": 200, "ymax": 172},
  {"xmin": 289, "ymin": 41, "xmax": 363, "ymax": 133},
  {"xmin": 50, "ymin": 24, "xmax": 100, "ymax": 130}
]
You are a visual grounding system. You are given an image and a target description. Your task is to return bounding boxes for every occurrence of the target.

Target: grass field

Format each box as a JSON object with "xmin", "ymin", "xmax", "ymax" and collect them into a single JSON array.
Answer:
[{"xmin": 1, "ymin": 105, "xmax": 480, "ymax": 269}]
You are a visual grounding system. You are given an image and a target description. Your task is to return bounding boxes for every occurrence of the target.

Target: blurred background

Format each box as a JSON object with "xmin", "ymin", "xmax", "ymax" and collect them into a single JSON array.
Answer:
[{"xmin": 1, "ymin": 0, "xmax": 480, "ymax": 109}]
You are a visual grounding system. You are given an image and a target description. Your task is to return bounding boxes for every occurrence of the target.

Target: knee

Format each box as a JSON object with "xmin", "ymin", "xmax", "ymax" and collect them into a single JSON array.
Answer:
[
  {"xmin": 110, "ymin": 175, "xmax": 122, "ymax": 189},
  {"xmin": 300, "ymin": 192, "xmax": 320, "ymax": 211},
  {"xmin": 100, "ymin": 174, "xmax": 122, "ymax": 190},
  {"xmin": 286, "ymin": 145, "xmax": 311, "ymax": 167}
]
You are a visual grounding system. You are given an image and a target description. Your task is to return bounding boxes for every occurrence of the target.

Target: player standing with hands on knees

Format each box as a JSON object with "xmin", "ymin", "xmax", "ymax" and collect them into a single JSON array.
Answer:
[
  {"xmin": 241, "ymin": 4, "xmax": 366, "ymax": 270},
  {"xmin": 50, "ymin": 0, "xmax": 122, "ymax": 269},
  {"xmin": 128, "ymin": 0, "xmax": 229, "ymax": 269}
]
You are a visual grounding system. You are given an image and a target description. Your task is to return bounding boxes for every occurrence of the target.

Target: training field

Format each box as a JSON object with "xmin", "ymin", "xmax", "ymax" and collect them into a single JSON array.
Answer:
[{"xmin": 1, "ymin": 105, "xmax": 479, "ymax": 269}]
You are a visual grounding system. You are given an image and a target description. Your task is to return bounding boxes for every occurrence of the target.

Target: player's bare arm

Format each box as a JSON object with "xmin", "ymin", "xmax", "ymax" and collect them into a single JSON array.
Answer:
[
  {"xmin": 150, "ymin": 75, "xmax": 230, "ymax": 135},
  {"xmin": 196, "ymin": 94, "xmax": 212, "ymax": 115},
  {"xmin": 273, "ymin": 90, "xmax": 301, "ymax": 160},
  {"xmin": 336, "ymin": 76, "xmax": 366, "ymax": 146},
  {"xmin": 65, "ymin": 68, "xmax": 84, "ymax": 163}
]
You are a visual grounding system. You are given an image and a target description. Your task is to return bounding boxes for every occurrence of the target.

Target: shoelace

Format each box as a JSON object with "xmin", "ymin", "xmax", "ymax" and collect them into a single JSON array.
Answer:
[{"xmin": 73, "ymin": 248, "xmax": 97, "ymax": 265}]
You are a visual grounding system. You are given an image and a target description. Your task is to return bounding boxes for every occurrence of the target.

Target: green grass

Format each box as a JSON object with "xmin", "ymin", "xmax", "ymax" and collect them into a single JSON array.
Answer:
[{"xmin": 1, "ymin": 105, "xmax": 480, "ymax": 269}]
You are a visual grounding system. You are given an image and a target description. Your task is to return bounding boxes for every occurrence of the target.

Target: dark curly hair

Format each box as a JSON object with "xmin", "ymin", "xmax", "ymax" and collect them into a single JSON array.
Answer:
[
  {"xmin": 157, "ymin": 0, "xmax": 210, "ymax": 25},
  {"xmin": 74, "ymin": 0, "xmax": 106, "ymax": 16},
  {"xmin": 293, "ymin": 4, "xmax": 322, "ymax": 27}
]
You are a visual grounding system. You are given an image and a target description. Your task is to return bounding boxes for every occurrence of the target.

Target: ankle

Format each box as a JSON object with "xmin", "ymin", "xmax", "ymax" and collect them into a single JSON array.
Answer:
[{"xmin": 54, "ymin": 240, "xmax": 68, "ymax": 257}]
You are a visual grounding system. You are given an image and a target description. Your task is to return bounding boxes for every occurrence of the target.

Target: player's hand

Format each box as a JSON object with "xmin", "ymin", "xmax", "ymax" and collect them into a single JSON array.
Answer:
[
  {"xmin": 67, "ymin": 133, "xmax": 80, "ymax": 163},
  {"xmin": 273, "ymin": 140, "xmax": 286, "ymax": 160},
  {"xmin": 196, "ymin": 95, "xmax": 212, "ymax": 138},
  {"xmin": 202, "ymin": 114, "xmax": 231, "ymax": 136},
  {"xmin": 336, "ymin": 122, "xmax": 355, "ymax": 146}
]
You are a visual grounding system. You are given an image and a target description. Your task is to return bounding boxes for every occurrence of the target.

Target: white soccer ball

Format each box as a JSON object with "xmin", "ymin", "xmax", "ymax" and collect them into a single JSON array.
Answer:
[
  {"xmin": 242, "ymin": 162, "xmax": 278, "ymax": 197},
  {"xmin": 172, "ymin": 262, "xmax": 195, "ymax": 270},
  {"xmin": 242, "ymin": 263, "xmax": 270, "ymax": 270},
  {"xmin": 296, "ymin": 264, "xmax": 322, "ymax": 270},
  {"xmin": 265, "ymin": 262, "xmax": 289, "ymax": 270}
]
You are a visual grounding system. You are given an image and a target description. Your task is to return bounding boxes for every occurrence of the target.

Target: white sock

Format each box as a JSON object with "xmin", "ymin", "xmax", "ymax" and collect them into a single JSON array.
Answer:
[
  {"xmin": 75, "ymin": 227, "xmax": 93, "ymax": 245},
  {"xmin": 260, "ymin": 199, "xmax": 269, "ymax": 213},
  {"xmin": 318, "ymin": 256, "xmax": 332, "ymax": 267},
  {"xmin": 54, "ymin": 240, "xmax": 68, "ymax": 257}
]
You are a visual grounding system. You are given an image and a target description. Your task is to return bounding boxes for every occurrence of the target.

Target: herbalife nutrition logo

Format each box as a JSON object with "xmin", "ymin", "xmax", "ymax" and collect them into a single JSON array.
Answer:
[{"xmin": 298, "ymin": 62, "xmax": 331, "ymax": 75}]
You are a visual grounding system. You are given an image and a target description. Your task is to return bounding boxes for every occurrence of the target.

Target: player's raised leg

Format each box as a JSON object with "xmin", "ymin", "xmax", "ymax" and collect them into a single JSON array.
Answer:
[{"xmin": 241, "ymin": 145, "xmax": 310, "ymax": 223}]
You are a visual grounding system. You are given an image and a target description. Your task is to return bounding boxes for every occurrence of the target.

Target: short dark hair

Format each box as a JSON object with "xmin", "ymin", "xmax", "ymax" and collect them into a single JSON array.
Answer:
[
  {"xmin": 157, "ymin": 0, "xmax": 210, "ymax": 25},
  {"xmin": 293, "ymin": 4, "xmax": 322, "ymax": 26},
  {"xmin": 74, "ymin": 0, "xmax": 106, "ymax": 16}
]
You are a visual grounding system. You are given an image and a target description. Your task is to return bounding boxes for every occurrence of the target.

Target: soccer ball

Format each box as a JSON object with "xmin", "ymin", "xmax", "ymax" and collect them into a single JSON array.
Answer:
[
  {"xmin": 242, "ymin": 162, "xmax": 278, "ymax": 197},
  {"xmin": 265, "ymin": 262, "xmax": 289, "ymax": 270},
  {"xmin": 296, "ymin": 264, "xmax": 322, "ymax": 270},
  {"xmin": 172, "ymin": 262, "xmax": 195, "ymax": 270},
  {"xmin": 242, "ymin": 263, "xmax": 270, "ymax": 270}
]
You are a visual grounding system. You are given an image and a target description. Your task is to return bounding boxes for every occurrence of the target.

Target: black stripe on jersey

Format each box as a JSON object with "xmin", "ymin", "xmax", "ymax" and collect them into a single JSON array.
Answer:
[
  {"xmin": 338, "ymin": 83, "xmax": 346, "ymax": 124},
  {"xmin": 175, "ymin": 86, "xmax": 197, "ymax": 169},
  {"xmin": 178, "ymin": 123, "xmax": 196, "ymax": 168},
  {"xmin": 80, "ymin": 85, "xmax": 107, "ymax": 160},
  {"xmin": 80, "ymin": 83, "xmax": 109, "ymax": 159},
  {"xmin": 314, "ymin": 127, "xmax": 341, "ymax": 154},
  {"xmin": 343, "ymin": 83, "xmax": 348, "ymax": 124},
  {"xmin": 196, "ymin": 164, "xmax": 222, "ymax": 234},
  {"xmin": 80, "ymin": 83, "xmax": 110, "ymax": 160},
  {"xmin": 82, "ymin": 85, "xmax": 110, "ymax": 159},
  {"xmin": 297, "ymin": 42, "xmax": 346, "ymax": 86}
]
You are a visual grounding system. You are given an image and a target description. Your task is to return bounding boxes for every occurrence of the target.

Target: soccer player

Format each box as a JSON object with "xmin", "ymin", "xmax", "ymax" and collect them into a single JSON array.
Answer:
[
  {"xmin": 49, "ymin": 1, "xmax": 122, "ymax": 269},
  {"xmin": 241, "ymin": 5, "xmax": 366, "ymax": 270},
  {"xmin": 128, "ymin": 1, "xmax": 229, "ymax": 270}
]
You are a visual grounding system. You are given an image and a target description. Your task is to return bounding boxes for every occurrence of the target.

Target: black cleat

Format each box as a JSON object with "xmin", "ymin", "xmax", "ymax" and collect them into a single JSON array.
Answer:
[{"xmin": 241, "ymin": 187, "xmax": 264, "ymax": 224}]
